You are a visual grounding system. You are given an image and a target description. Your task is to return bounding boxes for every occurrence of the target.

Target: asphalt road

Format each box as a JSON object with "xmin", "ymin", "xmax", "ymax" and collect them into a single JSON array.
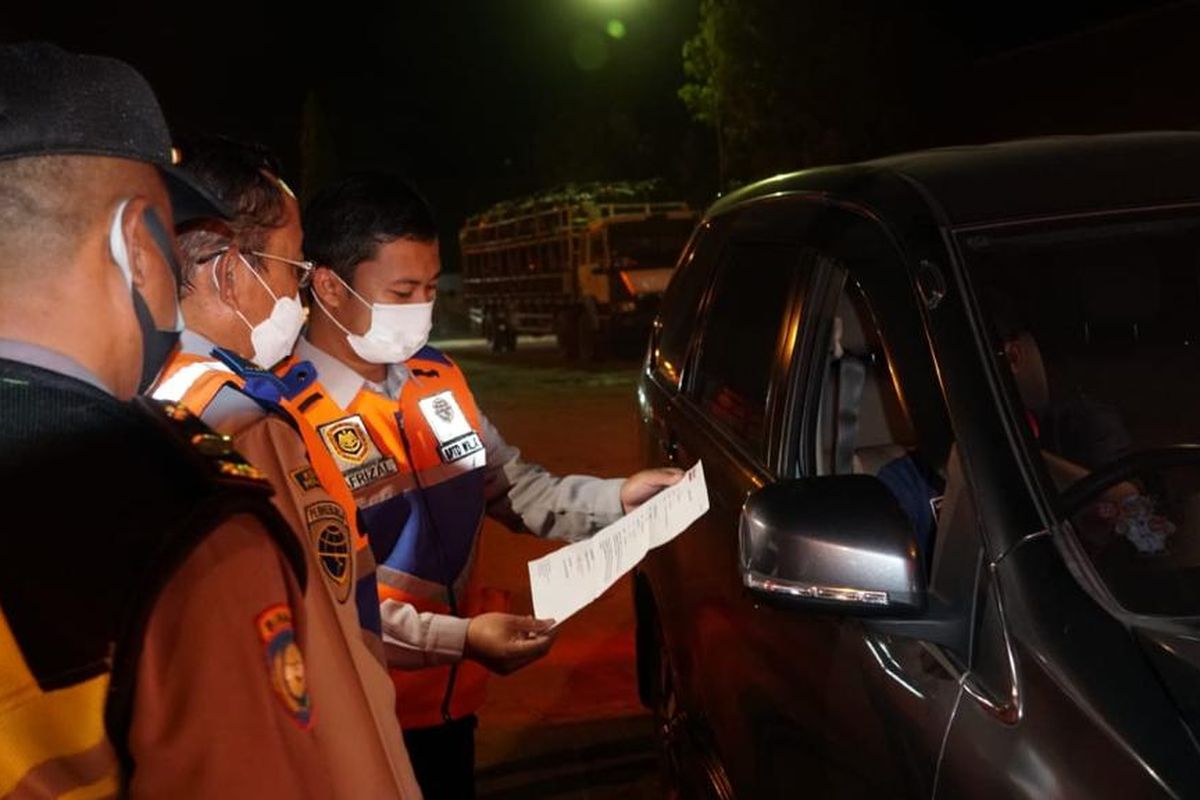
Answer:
[{"xmin": 436, "ymin": 337, "xmax": 664, "ymax": 800}]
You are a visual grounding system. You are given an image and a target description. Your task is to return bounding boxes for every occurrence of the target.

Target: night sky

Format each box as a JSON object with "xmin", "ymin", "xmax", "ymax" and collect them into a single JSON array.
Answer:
[{"xmin": 1, "ymin": 0, "xmax": 1185, "ymax": 268}]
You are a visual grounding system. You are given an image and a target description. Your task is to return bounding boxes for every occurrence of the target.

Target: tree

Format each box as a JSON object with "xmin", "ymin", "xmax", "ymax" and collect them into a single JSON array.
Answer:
[{"xmin": 679, "ymin": 0, "xmax": 953, "ymax": 187}]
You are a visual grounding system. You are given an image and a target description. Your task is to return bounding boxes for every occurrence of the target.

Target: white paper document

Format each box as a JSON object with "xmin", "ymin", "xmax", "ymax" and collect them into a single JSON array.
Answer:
[{"xmin": 529, "ymin": 460, "xmax": 710, "ymax": 624}]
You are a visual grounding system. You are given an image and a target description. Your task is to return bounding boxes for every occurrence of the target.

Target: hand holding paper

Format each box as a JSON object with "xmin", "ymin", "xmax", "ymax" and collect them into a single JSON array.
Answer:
[{"xmin": 528, "ymin": 461, "xmax": 710, "ymax": 624}]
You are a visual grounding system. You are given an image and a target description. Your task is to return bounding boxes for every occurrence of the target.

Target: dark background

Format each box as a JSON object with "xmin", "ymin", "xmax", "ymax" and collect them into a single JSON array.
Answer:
[{"xmin": 5, "ymin": 0, "xmax": 1198, "ymax": 269}]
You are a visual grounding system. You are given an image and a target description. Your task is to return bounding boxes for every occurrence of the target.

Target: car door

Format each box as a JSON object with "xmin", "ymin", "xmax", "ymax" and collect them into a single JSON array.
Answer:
[
  {"xmin": 932, "ymin": 210, "xmax": 1200, "ymax": 798},
  {"xmin": 642, "ymin": 202, "xmax": 989, "ymax": 798},
  {"xmin": 640, "ymin": 226, "xmax": 810, "ymax": 794},
  {"xmin": 729, "ymin": 205, "xmax": 975, "ymax": 798}
]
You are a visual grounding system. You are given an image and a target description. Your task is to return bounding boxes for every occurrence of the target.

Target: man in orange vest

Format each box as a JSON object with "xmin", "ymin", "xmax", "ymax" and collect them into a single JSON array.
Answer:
[
  {"xmin": 293, "ymin": 173, "xmax": 683, "ymax": 799},
  {"xmin": 148, "ymin": 137, "xmax": 423, "ymax": 798}
]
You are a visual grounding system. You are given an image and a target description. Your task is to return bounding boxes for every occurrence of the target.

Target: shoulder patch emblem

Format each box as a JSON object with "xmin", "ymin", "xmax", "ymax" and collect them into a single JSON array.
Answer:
[
  {"xmin": 291, "ymin": 466, "xmax": 321, "ymax": 492},
  {"xmin": 256, "ymin": 604, "xmax": 311, "ymax": 728},
  {"xmin": 305, "ymin": 502, "xmax": 353, "ymax": 603}
]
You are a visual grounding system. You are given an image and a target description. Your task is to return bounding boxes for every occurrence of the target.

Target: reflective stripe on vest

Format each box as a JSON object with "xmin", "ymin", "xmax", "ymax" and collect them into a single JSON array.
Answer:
[
  {"xmin": 152, "ymin": 358, "xmax": 234, "ymax": 404},
  {"xmin": 289, "ymin": 350, "xmax": 506, "ymax": 728}
]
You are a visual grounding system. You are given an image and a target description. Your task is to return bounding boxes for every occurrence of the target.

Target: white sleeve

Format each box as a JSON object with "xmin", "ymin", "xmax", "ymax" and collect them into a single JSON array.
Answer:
[
  {"xmin": 480, "ymin": 412, "xmax": 624, "ymax": 542},
  {"xmin": 378, "ymin": 599, "xmax": 470, "ymax": 669}
]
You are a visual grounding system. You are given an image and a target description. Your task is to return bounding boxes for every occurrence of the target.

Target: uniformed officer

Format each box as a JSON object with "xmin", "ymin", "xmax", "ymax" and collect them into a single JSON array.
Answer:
[
  {"xmin": 290, "ymin": 173, "xmax": 683, "ymax": 799},
  {"xmin": 148, "ymin": 136, "xmax": 421, "ymax": 798},
  {"xmin": 0, "ymin": 44, "xmax": 333, "ymax": 797}
]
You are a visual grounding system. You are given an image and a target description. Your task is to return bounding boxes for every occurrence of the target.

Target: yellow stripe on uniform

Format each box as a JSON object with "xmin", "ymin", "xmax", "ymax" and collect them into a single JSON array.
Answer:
[{"xmin": 0, "ymin": 607, "xmax": 114, "ymax": 798}]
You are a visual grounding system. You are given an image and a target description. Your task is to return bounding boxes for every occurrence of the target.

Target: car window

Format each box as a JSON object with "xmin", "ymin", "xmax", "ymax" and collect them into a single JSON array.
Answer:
[
  {"xmin": 809, "ymin": 271, "xmax": 944, "ymax": 559},
  {"xmin": 960, "ymin": 209, "xmax": 1200, "ymax": 616},
  {"xmin": 653, "ymin": 223, "xmax": 717, "ymax": 388},
  {"xmin": 691, "ymin": 241, "xmax": 800, "ymax": 459}
]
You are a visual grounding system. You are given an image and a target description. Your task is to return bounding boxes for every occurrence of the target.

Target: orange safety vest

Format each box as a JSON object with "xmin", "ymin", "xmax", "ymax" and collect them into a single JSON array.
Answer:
[
  {"xmin": 152, "ymin": 349, "xmax": 384, "ymax": 637},
  {"xmin": 286, "ymin": 345, "xmax": 506, "ymax": 730}
]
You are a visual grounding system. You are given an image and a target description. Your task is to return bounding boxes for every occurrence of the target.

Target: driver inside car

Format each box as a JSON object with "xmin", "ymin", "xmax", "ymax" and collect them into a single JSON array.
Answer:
[
  {"xmin": 829, "ymin": 296, "xmax": 1138, "ymax": 566},
  {"xmin": 982, "ymin": 301, "xmax": 1164, "ymax": 556}
]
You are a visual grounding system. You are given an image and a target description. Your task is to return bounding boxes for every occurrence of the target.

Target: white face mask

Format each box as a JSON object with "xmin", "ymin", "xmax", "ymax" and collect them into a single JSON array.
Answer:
[
  {"xmin": 313, "ymin": 273, "xmax": 433, "ymax": 364},
  {"xmin": 215, "ymin": 253, "xmax": 306, "ymax": 368}
]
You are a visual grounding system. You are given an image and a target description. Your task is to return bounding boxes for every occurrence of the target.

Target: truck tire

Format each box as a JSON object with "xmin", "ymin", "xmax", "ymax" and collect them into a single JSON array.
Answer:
[
  {"xmin": 487, "ymin": 319, "xmax": 506, "ymax": 352},
  {"xmin": 488, "ymin": 313, "xmax": 517, "ymax": 353}
]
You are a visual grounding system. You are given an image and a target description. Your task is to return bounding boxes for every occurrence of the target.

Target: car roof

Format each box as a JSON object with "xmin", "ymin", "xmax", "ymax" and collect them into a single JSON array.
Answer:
[{"xmin": 708, "ymin": 132, "xmax": 1200, "ymax": 227}]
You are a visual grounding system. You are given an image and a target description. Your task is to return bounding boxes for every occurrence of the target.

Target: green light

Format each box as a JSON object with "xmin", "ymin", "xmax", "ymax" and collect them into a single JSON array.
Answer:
[{"xmin": 606, "ymin": 19, "xmax": 626, "ymax": 39}]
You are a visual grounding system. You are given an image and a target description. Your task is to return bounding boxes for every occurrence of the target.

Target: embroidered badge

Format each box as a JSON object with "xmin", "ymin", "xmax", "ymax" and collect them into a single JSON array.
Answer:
[
  {"xmin": 316, "ymin": 415, "xmax": 398, "ymax": 491},
  {"xmin": 305, "ymin": 502, "xmax": 352, "ymax": 602},
  {"xmin": 418, "ymin": 391, "xmax": 484, "ymax": 464},
  {"xmin": 291, "ymin": 466, "xmax": 321, "ymax": 492},
  {"xmin": 255, "ymin": 604, "xmax": 311, "ymax": 727},
  {"xmin": 327, "ymin": 421, "xmax": 368, "ymax": 463},
  {"xmin": 432, "ymin": 396, "xmax": 454, "ymax": 423}
]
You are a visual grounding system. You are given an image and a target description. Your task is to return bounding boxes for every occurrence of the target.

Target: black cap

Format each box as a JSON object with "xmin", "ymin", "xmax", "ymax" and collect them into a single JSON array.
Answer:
[{"xmin": 0, "ymin": 42, "xmax": 229, "ymax": 222}]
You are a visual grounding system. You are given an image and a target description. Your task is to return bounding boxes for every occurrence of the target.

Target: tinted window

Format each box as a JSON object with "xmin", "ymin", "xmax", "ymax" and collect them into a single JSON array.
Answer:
[
  {"xmin": 692, "ymin": 242, "xmax": 799, "ymax": 457},
  {"xmin": 961, "ymin": 210, "xmax": 1200, "ymax": 616},
  {"xmin": 654, "ymin": 223, "xmax": 717, "ymax": 387}
]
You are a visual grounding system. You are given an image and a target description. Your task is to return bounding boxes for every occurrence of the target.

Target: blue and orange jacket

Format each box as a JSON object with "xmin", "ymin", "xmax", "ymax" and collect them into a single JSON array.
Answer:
[{"xmin": 286, "ymin": 345, "xmax": 505, "ymax": 730}]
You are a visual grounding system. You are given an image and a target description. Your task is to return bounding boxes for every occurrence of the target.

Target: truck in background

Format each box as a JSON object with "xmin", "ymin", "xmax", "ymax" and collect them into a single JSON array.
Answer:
[{"xmin": 459, "ymin": 183, "xmax": 697, "ymax": 359}]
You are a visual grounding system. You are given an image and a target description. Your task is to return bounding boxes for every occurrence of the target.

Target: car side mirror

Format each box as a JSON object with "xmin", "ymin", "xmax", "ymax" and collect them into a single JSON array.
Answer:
[{"xmin": 739, "ymin": 476, "xmax": 926, "ymax": 616}]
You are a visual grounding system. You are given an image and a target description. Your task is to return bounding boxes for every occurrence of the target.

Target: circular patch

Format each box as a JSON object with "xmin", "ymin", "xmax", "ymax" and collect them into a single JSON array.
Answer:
[
  {"xmin": 271, "ymin": 638, "xmax": 310, "ymax": 722},
  {"xmin": 255, "ymin": 604, "xmax": 311, "ymax": 728}
]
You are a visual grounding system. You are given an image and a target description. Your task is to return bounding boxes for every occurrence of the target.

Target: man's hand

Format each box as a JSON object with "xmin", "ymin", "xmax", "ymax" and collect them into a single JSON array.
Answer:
[
  {"xmin": 464, "ymin": 613, "xmax": 556, "ymax": 675},
  {"xmin": 620, "ymin": 467, "xmax": 684, "ymax": 514}
]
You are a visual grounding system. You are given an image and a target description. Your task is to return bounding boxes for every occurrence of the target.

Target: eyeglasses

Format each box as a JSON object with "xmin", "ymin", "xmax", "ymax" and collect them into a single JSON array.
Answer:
[
  {"xmin": 197, "ymin": 247, "xmax": 315, "ymax": 289},
  {"xmin": 250, "ymin": 251, "xmax": 315, "ymax": 289}
]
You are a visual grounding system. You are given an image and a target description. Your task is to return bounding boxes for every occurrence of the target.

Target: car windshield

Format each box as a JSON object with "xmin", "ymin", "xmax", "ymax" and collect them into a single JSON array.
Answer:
[{"xmin": 959, "ymin": 209, "xmax": 1200, "ymax": 617}]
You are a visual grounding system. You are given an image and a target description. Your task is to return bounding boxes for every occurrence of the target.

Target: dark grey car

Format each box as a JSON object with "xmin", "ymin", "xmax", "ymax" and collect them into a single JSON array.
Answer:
[{"xmin": 634, "ymin": 133, "xmax": 1200, "ymax": 798}]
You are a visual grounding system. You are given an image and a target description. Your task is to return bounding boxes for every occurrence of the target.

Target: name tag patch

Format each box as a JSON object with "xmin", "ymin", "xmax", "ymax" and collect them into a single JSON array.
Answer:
[
  {"xmin": 439, "ymin": 432, "xmax": 484, "ymax": 464},
  {"xmin": 345, "ymin": 458, "xmax": 398, "ymax": 490},
  {"xmin": 418, "ymin": 391, "xmax": 484, "ymax": 464}
]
